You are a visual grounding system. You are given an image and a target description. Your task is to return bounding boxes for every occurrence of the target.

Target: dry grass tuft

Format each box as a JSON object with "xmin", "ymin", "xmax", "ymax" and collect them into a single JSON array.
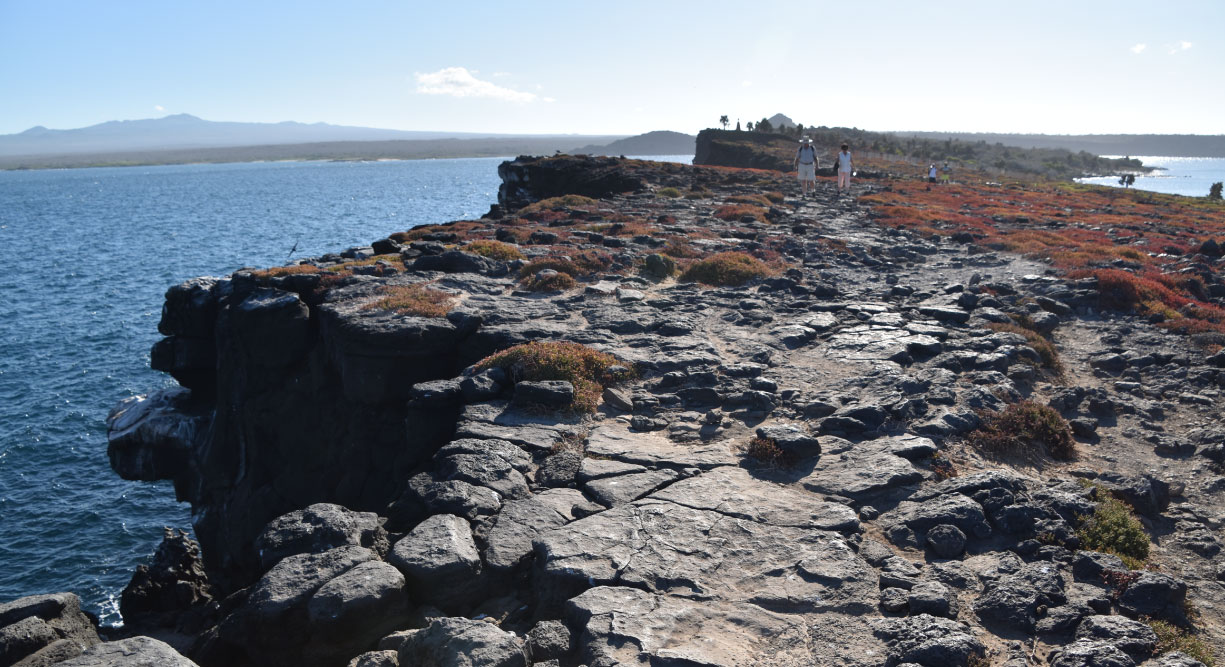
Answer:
[
  {"xmin": 965, "ymin": 400, "xmax": 1075, "ymax": 461},
  {"xmin": 679, "ymin": 251, "xmax": 773, "ymax": 286},
  {"xmin": 364, "ymin": 282, "xmax": 456, "ymax": 318},
  {"xmin": 474, "ymin": 341, "xmax": 628, "ymax": 413}
]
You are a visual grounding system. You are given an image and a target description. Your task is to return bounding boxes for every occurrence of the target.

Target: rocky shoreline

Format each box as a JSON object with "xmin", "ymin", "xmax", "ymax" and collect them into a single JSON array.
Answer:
[{"xmin": 4, "ymin": 154, "xmax": 1225, "ymax": 666}]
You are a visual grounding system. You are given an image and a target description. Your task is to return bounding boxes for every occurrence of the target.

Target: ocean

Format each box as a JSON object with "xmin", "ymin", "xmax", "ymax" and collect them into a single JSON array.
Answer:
[
  {"xmin": 0, "ymin": 154, "xmax": 691, "ymax": 625},
  {"xmin": 1076, "ymin": 156, "xmax": 1225, "ymax": 198}
]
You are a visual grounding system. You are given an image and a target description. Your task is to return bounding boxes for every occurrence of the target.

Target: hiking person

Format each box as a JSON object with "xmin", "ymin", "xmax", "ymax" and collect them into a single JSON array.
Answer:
[
  {"xmin": 836, "ymin": 144, "xmax": 854, "ymax": 194},
  {"xmin": 928, "ymin": 164, "xmax": 938, "ymax": 183},
  {"xmin": 941, "ymin": 161, "xmax": 951, "ymax": 184},
  {"xmin": 793, "ymin": 137, "xmax": 818, "ymax": 197}
]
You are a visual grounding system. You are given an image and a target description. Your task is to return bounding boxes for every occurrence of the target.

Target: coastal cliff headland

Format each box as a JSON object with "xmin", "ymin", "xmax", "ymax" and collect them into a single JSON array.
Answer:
[{"xmin": 5, "ymin": 135, "xmax": 1225, "ymax": 666}]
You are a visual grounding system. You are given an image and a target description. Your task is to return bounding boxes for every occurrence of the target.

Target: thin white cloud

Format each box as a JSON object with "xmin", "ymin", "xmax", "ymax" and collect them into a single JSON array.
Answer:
[
  {"xmin": 155, "ymin": 104, "xmax": 165, "ymax": 111},
  {"xmin": 1166, "ymin": 40, "xmax": 1193, "ymax": 54},
  {"xmin": 1180, "ymin": 40, "xmax": 1193, "ymax": 51},
  {"xmin": 415, "ymin": 67, "xmax": 537, "ymax": 103},
  {"xmin": 1130, "ymin": 43, "xmax": 1146, "ymax": 54},
  {"xmin": 543, "ymin": 97, "xmax": 557, "ymax": 103},
  {"xmin": 741, "ymin": 80, "xmax": 752, "ymax": 87}
]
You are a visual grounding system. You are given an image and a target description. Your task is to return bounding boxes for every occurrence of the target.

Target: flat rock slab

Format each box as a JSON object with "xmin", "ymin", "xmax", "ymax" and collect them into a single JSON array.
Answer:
[
  {"xmin": 648, "ymin": 466, "xmax": 860, "ymax": 533},
  {"xmin": 823, "ymin": 325, "xmax": 942, "ymax": 363},
  {"xmin": 535, "ymin": 498, "xmax": 877, "ymax": 614},
  {"xmin": 453, "ymin": 402, "xmax": 583, "ymax": 452},
  {"xmin": 584, "ymin": 423, "xmax": 737, "ymax": 470},
  {"xmin": 584, "ymin": 469, "xmax": 680, "ymax": 507},
  {"xmin": 800, "ymin": 442, "xmax": 923, "ymax": 500}
]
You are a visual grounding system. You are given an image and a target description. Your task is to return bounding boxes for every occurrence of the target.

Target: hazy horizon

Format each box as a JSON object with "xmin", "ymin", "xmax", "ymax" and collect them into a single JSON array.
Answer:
[{"xmin": 2, "ymin": 1, "xmax": 1221, "ymax": 137}]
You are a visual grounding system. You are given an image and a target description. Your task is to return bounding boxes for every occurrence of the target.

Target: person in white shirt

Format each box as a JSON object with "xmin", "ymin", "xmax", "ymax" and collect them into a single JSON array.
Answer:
[
  {"xmin": 836, "ymin": 144, "xmax": 854, "ymax": 194},
  {"xmin": 793, "ymin": 137, "xmax": 818, "ymax": 197}
]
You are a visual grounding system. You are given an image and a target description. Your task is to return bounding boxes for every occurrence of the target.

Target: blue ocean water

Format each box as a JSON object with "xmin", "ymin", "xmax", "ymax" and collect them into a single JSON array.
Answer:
[
  {"xmin": 1076, "ymin": 156, "xmax": 1225, "ymax": 198},
  {"xmin": 0, "ymin": 158, "xmax": 507, "ymax": 625}
]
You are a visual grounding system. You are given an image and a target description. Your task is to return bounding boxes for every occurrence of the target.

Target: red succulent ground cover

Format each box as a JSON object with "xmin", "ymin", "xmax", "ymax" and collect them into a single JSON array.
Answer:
[{"xmin": 860, "ymin": 172, "xmax": 1225, "ymax": 335}]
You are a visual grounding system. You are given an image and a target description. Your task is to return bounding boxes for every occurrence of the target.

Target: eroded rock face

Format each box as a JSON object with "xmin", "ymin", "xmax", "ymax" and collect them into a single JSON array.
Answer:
[{"xmin": 100, "ymin": 155, "xmax": 1225, "ymax": 667}]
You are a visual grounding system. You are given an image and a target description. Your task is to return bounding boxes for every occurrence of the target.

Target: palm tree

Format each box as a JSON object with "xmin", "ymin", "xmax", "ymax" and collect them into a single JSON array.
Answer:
[{"xmin": 719, "ymin": 115, "xmax": 729, "ymax": 130}]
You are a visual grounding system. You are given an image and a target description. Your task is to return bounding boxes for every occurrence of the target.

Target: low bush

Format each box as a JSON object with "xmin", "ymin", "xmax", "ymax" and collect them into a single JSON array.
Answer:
[
  {"xmin": 518, "ymin": 194, "xmax": 599, "ymax": 217},
  {"xmin": 474, "ymin": 341, "xmax": 627, "ymax": 413},
  {"xmin": 744, "ymin": 436, "xmax": 796, "ymax": 468},
  {"xmin": 678, "ymin": 251, "xmax": 773, "ymax": 286},
  {"xmin": 713, "ymin": 203, "xmax": 767, "ymax": 223},
  {"xmin": 523, "ymin": 271, "xmax": 576, "ymax": 292},
  {"xmin": 1149, "ymin": 619, "xmax": 1215, "ymax": 666},
  {"xmin": 726, "ymin": 194, "xmax": 773, "ymax": 207},
  {"xmin": 364, "ymin": 282, "xmax": 456, "ymax": 318},
  {"xmin": 465, "ymin": 239, "xmax": 523, "ymax": 261},
  {"xmin": 986, "ymin": 321, "xmax": 1064, "ymax": 375},
  {"xmin": 965, "ymin": 401, "xmax": 1076, "ymax": 461},
  {"xmin": 1078, "ymin": 487, "xmax": 1150, "ymax": 568},
  {"xmin": 250, "ymin": 264, "xmax": 321, "ymax": 280},
  {"xmin": 656, "ymin": 187, "xmax": 681, "ymax": 198},
  {"xmin": 518, "ymin": 258, "xmax": 581, "ymax": 280}
]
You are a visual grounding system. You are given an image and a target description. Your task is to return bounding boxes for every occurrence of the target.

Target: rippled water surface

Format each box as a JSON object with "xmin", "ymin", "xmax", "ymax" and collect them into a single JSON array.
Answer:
[
  {"xmin": 0, "ymin": 158, "xmax": 505, "ymax": 624},
  {"xmin": 1076, "ymin": 156, "xmax": 1225, "ymax": 197}
]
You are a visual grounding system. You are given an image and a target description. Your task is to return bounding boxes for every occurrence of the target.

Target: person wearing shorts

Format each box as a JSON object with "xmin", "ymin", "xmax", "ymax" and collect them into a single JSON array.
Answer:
[
  {"xmin": 794, "ymin": 137, "xmax": 818, "ymax": 197},
  {"xmin": 836, "ymin": 144, "xmax": 853, "ymax": 194}
]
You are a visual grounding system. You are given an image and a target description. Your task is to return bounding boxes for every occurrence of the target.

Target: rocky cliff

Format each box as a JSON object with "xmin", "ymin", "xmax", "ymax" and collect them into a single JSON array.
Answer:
[{"xmin": 8, "ymin": 153, "xmax": 1225, "ymax": 667}]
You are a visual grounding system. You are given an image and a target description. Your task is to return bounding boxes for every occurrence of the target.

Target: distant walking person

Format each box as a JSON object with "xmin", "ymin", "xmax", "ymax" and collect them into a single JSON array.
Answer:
[
  {"xmin": 941, "ymin": 161, "xmax": 951, "ymax": 184},
  {"xmin": 794, "ymin": 137, "xmax": 818, "ymax": 197},
  {"xmin": 928, "ymin": 164, "xmax": 938, "ymax": 183},
  {"xmin": 836, "ymin": 144, "xmax": 854, "ymax": 194}
]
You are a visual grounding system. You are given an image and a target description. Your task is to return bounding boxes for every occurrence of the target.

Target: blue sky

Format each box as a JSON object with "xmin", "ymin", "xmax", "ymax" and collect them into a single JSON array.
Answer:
[{"xmin": 1, "ymin": 0, "xmax": 1220, "ymax": 136}]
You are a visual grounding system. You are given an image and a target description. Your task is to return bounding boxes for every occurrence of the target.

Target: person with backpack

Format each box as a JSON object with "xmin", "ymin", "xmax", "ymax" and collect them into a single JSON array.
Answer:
[
  {"xmin": 836, "ymin": 144, "xmax": 854, "ymax": 195},
  {"xmin": 793, "ymin": 137, "xmax": 818, "ymax": 197}
]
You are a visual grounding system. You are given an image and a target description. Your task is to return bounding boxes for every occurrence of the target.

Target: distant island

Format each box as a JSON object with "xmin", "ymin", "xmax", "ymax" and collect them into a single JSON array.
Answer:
[{"xmin": 3, "ymin": 112, "xmax": 1222, "ymax": 171}]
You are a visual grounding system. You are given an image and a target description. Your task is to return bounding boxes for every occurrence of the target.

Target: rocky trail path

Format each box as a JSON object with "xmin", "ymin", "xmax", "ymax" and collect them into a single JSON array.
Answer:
[{"xmin": 13, "ymin": 156, "xmax": 1225, "ymax": 667}]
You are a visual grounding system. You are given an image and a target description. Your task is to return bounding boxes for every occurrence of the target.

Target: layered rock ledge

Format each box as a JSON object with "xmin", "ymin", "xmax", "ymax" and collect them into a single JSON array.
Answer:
[{"xmin": 9, "ymin": 153, "xmax": 1225, "ymax": 667}]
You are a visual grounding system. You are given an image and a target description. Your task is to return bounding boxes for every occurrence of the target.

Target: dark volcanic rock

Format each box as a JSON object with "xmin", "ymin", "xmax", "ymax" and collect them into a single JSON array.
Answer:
[
  {"xmin": 398, "ymin": 617, "xmax": 528, "ymax": 667},
  {"xmin": 55, "ymin": 636, "xmax": 199, "ymax": 666},
  {"xmin": 0, "ymin": 593, "xmax": 100, "ymax": 666},
  {"xmin": 388, "ymin": 514, "xmax": 483, "ymax": 612},
  {"xmin": 254, "ymin": 503, "xmax": 388, "ymax": 572},
  {"xmin": 497, "ymin": 155, "xmax": 648, "ymax": 211},
  {"xmin": 120, "ymin": 528, "xmax": 214, "ymax": 630}
]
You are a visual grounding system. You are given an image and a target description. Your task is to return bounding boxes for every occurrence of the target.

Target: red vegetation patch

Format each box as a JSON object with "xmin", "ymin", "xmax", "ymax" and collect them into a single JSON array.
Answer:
[
  {"xmin": 713, "ymin": 203, "xmax": 767, "ymax": 223},
  {"xmin": 859, "ymin": 175, "xmax": 1225, "ymax": 336}
]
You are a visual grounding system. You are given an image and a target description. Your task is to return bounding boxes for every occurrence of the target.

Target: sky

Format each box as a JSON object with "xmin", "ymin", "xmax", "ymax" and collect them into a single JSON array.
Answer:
[{"xmin": 1, "ymin": 0, "xmax": 1221, "ymax": 137}]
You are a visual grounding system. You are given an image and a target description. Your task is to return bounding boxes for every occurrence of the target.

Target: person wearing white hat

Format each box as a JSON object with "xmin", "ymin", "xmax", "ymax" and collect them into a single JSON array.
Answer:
[{"xmin": 793, "ymin": 136, "xmax": 818, "ymax": 197}]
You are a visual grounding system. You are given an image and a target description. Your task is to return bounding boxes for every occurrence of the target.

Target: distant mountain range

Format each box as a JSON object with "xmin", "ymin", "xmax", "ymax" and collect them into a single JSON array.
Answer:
[
  {"xmin": 571, "ymin": 131, "xmax": 695, "ymax": 156},
  {"xmin": 0, "ymin": 114, "xmax": 617, "ymax": 158}
]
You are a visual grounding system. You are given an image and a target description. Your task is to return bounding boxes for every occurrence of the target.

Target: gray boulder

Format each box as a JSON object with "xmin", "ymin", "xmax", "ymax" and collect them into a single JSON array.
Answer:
[
  {"xmin": 1049, "ymin": 639, "xmax": 1136, "ymax": 667},
  {"xmin": 1075, "ymin": 615, "xmax": 1157, "ymax": 659},
  {"xmin": 0, "ymin": 593, "xmax": 100, "ymax": 666},
  {"xmin": 1116, "ymin": 572, "xmax": 1188, "ymax": 621},
  {"xmin": 397, "ymin": 617, "xmax": 527, "ymax": 667},
  {"xmin": 872, "ymin": 614, "xmax": 985, "ymax": 666},
  {"xmin": 974, "ymin": 562, "xmax": 1066, "ymax": 632},
  {"xmin": 385, "ymin": 473, "xmax": 502, "ymax": 531},
  {"xmin": 255, "ymin": 503, "xmax": 388, "ymax": 572},
  {"xmin": 388, "ymin": 514, "xmax": 483, "ymax": 611},
  {"xmin": 55, "ymin": 636, "xmax": 199, "ymax": 666}
]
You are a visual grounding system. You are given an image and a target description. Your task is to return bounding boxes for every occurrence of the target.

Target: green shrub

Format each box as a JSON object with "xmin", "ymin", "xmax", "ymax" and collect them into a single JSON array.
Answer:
[
  {"xmin": 465, "ymin": 239, "xmax": 523, "ymax": 261},
  {"xmin": 965, "ymin": 401, "xmax": 1076, "ymax": 460},
  {"xmin": 474, "ymin": 341, "xmax": 627, "ymax": 413},
  {"xmin": 519, "ymin": 258, "xmax": 581, "ymax": 280},
  {"xmin": 678, "ymin": 251, "xmax": 773, "ymax": 286},
  {"xmin": 656, "ymin": 187, "xmax": 681, "ymax": 198},
  {"xmin": 1078, "ymin": 490, "xmax": 1150, "ymax": 567},
  {"xmin": 1149, "ymin": 619, "xmax": 1215, "ymax": 666}
]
